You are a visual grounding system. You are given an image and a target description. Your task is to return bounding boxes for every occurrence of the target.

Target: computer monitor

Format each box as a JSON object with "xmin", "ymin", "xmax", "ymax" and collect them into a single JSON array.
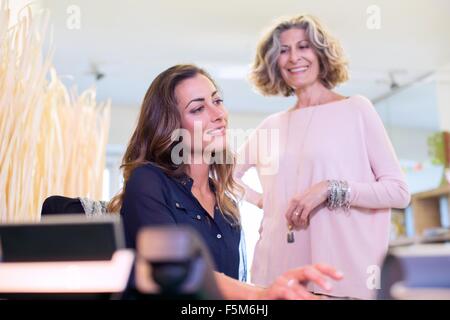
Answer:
[
  {"xmin": 0, "ymin": 214, "xmax": 133, "ymax": 299},
  {"xmin": 0, "ymin": 214, "xmax": 125, "ymax": 262}
]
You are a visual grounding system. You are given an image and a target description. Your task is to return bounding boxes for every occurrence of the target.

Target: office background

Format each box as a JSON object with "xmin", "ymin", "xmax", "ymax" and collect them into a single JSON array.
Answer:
[{"xmin": 5, "ymin": 0, "xmax": 450, "ymax": 273}]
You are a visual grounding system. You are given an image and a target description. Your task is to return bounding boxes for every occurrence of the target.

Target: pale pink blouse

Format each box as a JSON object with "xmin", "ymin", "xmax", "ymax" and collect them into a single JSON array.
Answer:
[{"xmin": 235, "ymin": 95, "xmax": 411, "ymax": 299}]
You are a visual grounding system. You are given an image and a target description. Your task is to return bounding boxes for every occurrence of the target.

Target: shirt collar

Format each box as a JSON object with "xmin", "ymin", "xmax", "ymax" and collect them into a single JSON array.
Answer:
[{"xmin": 175, "ymin": 173, "xmax": 216, "ymax": 193}]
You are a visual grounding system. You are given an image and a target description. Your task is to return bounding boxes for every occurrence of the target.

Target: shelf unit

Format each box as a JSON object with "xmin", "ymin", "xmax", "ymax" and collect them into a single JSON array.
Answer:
[{"xmin": 406, "ymin": 184, "xmax": 450, "ymax": 236}]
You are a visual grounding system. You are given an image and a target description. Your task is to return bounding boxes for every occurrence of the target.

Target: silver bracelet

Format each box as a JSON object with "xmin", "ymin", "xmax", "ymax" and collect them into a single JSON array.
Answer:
[
  {"xmin": 327, "ymin": 180, "xmax": 351, "ymax": 211},
  {"xmin": 327, "ymin": 180, "xmax": 338, "ymax": 210}
]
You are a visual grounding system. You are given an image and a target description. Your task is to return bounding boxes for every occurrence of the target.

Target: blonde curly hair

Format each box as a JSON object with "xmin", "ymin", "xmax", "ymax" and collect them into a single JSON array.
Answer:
[{"xmin": 250, "ymin": 14, "xmax": 349, "ymax": 96}]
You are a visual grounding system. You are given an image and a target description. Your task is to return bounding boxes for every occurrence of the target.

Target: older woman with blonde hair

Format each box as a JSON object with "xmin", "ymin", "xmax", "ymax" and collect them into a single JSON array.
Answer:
[{"xmin": 236, "ymin": 14, "xmax": 411, "ymax": 299}]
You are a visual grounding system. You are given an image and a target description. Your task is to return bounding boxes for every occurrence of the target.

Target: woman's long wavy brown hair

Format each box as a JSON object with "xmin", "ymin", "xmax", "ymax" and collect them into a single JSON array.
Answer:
[{"xmin": 108, "ymin": 64, "xmax": 243, "ymax": 224}]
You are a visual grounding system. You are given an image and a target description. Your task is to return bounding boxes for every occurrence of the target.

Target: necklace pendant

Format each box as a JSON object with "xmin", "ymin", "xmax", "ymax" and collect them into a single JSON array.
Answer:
[{"xmin": 287, "ymin": 225, "xmax": 295, "ymax": 243}]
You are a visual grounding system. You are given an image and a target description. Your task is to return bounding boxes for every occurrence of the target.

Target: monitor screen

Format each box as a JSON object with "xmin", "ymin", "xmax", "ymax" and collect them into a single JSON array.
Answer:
[{"xmin": 0, "ymin": 214, "xmax": 125, "ymax": 262}]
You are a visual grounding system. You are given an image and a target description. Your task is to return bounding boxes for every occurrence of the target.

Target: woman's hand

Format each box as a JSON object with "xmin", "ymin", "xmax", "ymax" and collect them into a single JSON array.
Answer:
[
  {"xmin": 285, "ymin": 181, "xmax": 328, "ymax": 229},
  {"xmin": 254, "ymin": 264, "xmax": 343, "ymax": 300},
  {"xmin": 257, "ymin": 197, "xmax": 263, "ymax": 209}
]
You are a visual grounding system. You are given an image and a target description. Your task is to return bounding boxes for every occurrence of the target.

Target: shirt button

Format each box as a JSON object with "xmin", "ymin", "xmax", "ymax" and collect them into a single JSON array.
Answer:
[
  {"xmin": 175, "ymin": 202, "xmax": 181, "ymax": 208},
  {"xmin": 196, "ymin": 214, "xmax": 201, "ymax": 220},
  {"xmin": 216, "ymin": 234, "xmax": 222, "ymax": 239},
  {"xmin": 215, "ymin": 205, "xmax": 219, "ymax": 210}
]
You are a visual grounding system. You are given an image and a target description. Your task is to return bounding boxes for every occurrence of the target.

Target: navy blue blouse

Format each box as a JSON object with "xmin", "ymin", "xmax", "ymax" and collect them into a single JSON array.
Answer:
[{"xmin": 120, "ymin": 163, "xmax": 242, "ymax": 280}]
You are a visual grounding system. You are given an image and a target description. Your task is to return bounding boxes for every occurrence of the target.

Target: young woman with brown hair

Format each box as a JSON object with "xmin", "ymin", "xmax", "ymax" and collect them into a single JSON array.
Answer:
[{"xmin": 108, "ymin": 64, "xmax": 343, "ymax": 299}]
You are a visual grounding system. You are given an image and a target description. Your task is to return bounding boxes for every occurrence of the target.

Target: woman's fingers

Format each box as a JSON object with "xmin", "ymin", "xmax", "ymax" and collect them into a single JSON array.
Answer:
[
  {"xmin": 264, "ymin": 277, "xmax": 319, "ymax": 300},
  {"xmin": 257, "ymin": 198, "xmax": 263, "ymax": 209},
  {"xmin": 313, "ymin": 263, "xmax": 344, "ymax": 280},
  {"xmin": 286, "ymin": 195, "xmax": 313, "ymax": 230},
  {"xmin": 284, "ymin": 264, "xmax": 344, "ymax": 291},
  {"xmin": 286, "ymin": 199, "xmax": 305, "ymax": 230},
  {"xmin": 299, "ymin": 205, "xmax": 311, "ymax": 226},
  {"xmin": 292, "ymin": 205, "xmax": 303, "ymax": 229},
  {"xmin": 262, "ymin": 266, "xmax": 344, "ymax": 300},
  {"xmin": 285, "ymin": 278, "xmax": 319, "ymax": 300},
  {"xmin": 285, "ymin": 199, "xmax": 298, "ymax": 227},
  {"xmin": 301, "ymin": 266, "xmax": 333, "ymax": 291}
]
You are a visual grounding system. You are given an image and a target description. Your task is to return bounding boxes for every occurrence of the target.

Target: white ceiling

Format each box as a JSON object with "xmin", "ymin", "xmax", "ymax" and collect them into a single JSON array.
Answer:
[{"xmin": 34, "ymin": 0, "xmax": 450, "ymax": 116}]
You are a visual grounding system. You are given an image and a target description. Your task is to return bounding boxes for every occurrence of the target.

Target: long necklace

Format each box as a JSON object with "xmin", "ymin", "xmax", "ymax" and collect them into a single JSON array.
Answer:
[{"xmin": 286, "ymin": 106, "xmax": 317, "ymax": 243}]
